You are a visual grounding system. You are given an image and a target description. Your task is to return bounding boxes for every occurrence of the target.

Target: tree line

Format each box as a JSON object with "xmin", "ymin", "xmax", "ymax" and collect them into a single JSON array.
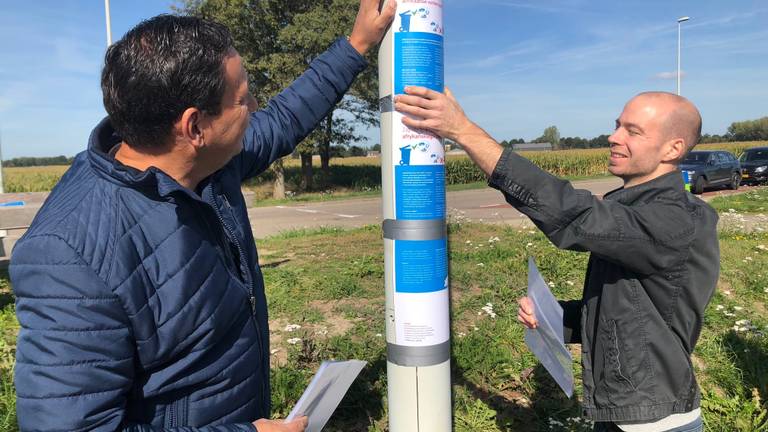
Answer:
[{"xmin": 498, "ymin": 116, "xmax": 768, "ymax": 150}]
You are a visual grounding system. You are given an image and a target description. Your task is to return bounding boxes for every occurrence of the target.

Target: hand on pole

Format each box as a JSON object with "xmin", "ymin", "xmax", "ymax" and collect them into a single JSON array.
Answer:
[
  {"xmin": 394, "ymin": 86, "xmax": 475, "ymax": 143},
  {"xmin": 349, "ymin": 0, "xmax": 397, "ymax": 55}
]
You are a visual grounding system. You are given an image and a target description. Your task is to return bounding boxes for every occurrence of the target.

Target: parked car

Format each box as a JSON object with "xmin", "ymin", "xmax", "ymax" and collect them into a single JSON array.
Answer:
[
  {"xmin": 680, "ymin": 150, "xmax": 741, "ymax": 194},
  {"xmin": 739, "ymin": 147, "xmax": 768, "ymax": 185}
]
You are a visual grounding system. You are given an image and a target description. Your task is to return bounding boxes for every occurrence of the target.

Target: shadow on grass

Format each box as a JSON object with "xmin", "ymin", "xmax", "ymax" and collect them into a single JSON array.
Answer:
[
  {"xmin": 453, "ymin": 362, "xmax": 581, "ymax": 431},
  {"xmin": 722, "ymin": 331, "xmax": 768, "ymax": 397},
  {"xmin": 323, "ymin": 354, "xmax": 387, "ymax": 431}
]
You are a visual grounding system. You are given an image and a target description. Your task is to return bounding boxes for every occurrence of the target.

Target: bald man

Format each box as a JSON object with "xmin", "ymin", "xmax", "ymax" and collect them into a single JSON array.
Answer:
[{"xmin": 395, "ymin": 89, "xmax": 717, "ymax": 432}]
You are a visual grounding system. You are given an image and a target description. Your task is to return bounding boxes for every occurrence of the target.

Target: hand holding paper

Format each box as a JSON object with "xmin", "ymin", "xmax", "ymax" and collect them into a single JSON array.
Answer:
[
  {"xmin": 522, "ymin": 257, "xmax": 574, "ymax": 398},
  {"xmin": 286, "ymin": 360, "xmax": 367, "ymax": 432}
]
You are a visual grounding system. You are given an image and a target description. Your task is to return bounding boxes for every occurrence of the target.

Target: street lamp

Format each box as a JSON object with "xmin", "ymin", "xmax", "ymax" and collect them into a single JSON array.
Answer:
[
  {"xmin": 677, "ymin": 16, "xmax": 690, "ymax": 95},
  {"xmin": 105, "ymin": 0, "xmax": 113, "ymax": 46}
]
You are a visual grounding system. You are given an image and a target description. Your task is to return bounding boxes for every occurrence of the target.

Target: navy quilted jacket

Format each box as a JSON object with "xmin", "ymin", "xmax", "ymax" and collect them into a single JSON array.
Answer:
[{"xmin": 10, "ymin": 38, "xmax": 366, "ymax": 431}]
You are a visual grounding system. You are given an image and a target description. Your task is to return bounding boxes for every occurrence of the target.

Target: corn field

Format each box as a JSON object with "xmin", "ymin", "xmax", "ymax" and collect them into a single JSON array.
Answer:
[{"xmin": 3, "ymin": 141, "xmax": 766, "ymax": 193}]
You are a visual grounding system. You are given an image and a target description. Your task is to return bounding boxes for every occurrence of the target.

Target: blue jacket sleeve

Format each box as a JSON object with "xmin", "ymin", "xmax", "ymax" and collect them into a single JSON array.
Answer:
[
  {"xmin": 236, "ymin": 37, "xmax": 368, "ymax": 180},
  {"xmin": 10, "ymin": 235, "xmax": 255, "ymax": 432}
]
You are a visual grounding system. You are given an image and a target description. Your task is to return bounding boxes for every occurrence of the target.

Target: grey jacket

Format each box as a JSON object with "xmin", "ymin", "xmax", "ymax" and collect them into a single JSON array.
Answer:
[{"xmin": 488, "ymin": 149, "xmax": 719, "ymax": 423}]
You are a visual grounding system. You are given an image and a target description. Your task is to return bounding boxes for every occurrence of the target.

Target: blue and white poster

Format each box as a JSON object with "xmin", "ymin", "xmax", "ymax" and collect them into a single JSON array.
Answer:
[
  {"xmin": 389, "ymin": 0, "xmax": 448, "ymax": 347},
  {"xmin": 392, "ymin": 0, "xmax": 445, "ymax": 221}
]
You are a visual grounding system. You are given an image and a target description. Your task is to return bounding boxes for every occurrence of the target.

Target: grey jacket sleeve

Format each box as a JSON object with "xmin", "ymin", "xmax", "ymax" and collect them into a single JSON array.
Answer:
[{"xmin": 488, "ymin": 148, "xmax": 694, "ymax": 276}]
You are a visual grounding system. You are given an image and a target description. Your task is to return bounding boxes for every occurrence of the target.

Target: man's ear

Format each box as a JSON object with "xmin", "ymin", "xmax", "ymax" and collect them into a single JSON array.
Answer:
[
  {"xmin": 178, "ymin": 107, "xmax": 205, "ymax": 150},
  {"xmin": 663, "ymin": 137, "xmax": 686, "ymax": 163}
]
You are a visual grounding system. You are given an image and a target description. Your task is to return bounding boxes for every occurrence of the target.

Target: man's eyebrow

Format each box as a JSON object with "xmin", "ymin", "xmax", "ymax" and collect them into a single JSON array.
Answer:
[{"xmin": 616, "ymin": 120, "xmax": 644, "ymax": 132}]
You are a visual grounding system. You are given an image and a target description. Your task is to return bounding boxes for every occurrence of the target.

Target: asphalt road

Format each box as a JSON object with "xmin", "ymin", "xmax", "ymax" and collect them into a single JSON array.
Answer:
[{"xmin": 2, "ymin": 177, "xmax": 760, "ymax": 242}]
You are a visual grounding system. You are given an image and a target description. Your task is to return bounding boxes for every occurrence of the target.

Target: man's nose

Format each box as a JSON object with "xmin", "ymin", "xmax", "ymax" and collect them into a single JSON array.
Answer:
[
  {"xmin": 608, "ymin": 130, "xmax": 621, "ymax": 146},
  {"xmin": 247, "ymin": 93, "xmax": 258, "ymax": 112}
]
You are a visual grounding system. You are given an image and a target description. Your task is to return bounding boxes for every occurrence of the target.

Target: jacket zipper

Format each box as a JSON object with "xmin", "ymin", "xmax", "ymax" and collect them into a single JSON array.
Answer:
[
  {"xmin": 213, "ymin": 195, "xmax": 254, "ymax": 310},
  {"xmin": 210, "ymin": 192, "xmax": 268, "ymax": 407}
]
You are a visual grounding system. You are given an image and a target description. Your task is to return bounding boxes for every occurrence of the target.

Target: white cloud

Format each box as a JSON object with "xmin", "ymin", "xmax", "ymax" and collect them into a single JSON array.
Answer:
[{"xmin": 653, "ymin": 71, "xmax": 685, "ymax": 80}]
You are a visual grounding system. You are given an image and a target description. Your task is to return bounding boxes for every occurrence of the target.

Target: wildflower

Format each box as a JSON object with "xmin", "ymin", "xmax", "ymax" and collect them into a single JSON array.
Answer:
[
  {"xmin": 375, "ymin": 333, "xmax": 383, "ymax": 338},
  {"xmin": 284, "ymin": 324, "xmax": 302, "ymax": 332},
  {"xmin": 481, "ymin": 303, "xmax": 496, "ymax": 318},
  {"xmin": 733, "ymin": 306, "xmax": 743, "ymax": 311},
  {"xmin": 715, "ymin": 305, "xmax": 725, "ymax": 310},
  {"xmin": 287, "ymin": 338, "xmax": 302, "ymax": 345},
  {"xmin": 548, "ymin": 281, "xmax": 555, "ymax": 288},
  {"xmin": 477, "ymin": 263, "xmax": 485, "ymax": 267},
  {"xmin": 526, "ymin": 242, "xmax": 533, "ymax": 247}
]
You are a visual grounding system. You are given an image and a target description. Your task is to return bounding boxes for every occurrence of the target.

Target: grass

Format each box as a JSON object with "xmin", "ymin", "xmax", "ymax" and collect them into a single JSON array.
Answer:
[
  {"xmin": 2, "ymin": 215, "xmax": 767, "ymax": 430},
  {"xmin": 2, "ymin": 181, "xmax": 768, "ymax": 431},
  {"xmin": 710, "ymin": 187, "xmax": 768, "ymax": 213}
]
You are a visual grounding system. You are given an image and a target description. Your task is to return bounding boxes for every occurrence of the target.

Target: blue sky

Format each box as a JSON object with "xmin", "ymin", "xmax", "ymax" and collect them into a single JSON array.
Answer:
[{"xmin": 1, "ymin": 1, "xmax": 767, "ymax": 159}]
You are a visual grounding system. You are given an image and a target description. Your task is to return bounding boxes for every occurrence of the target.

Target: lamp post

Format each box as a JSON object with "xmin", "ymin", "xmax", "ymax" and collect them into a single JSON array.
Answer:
[
  {"xmin": 105, "ymin": 0, "xmax": 113, "ymax": 46},
  {"xmin": 677, "ymin": 16, "xmax": 690, "ymax": 95}
]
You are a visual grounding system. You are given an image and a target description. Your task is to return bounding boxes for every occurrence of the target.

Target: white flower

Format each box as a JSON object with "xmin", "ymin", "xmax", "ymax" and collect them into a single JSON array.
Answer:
[
  {"xmin": 566, "ymin": 280, "xmax": 574, "ymax": 286},
  {"xmin": 488, "ymin": 236, "xmax": 500, "ymax": 243},
  {"xmin": 526, "ymin": 242, "xmax": 533, "ymax": 247},
  {"xmin": 728, "ymin": 208, "xmax": 736, "ymax": 213},
  {"xmin": 465, "ymin": 240, "xmax": 472, "ymax": 244},
  {"xmin": 548, "ymin": 281, "xmax": 555, "ymax": 288},
  {"xmin": 733, "ymin": 306, "xmax": 744, "ymax": 311},
  {"xmin": 745, "ymin": 256, "xmax": 753, "ymax": 261},
  {"xmin": 375, "ymin": 333, "xmax": 383, "ymax": 338},
  {"xmin": 724, "ymin": 312, "xmax": 736, "ymax": 317},
  {"xmin": 284, "ymin": 324, "xmax": 302, "ymax": 332},
  {"xmin": 481, "ymin": 303, "xmax": 497, "ymax": 318},
  {"xmin": 287, "ymin": 338, "xmax": 302, "ymax": 345},
  {"xmin": 723, "ymin": 290, "xmax": 732, "ymax": 296},
  {"xmin": 477, "ymin": 263, "xmax": 485, "ymax": 267},
  {"xmin": 715, "ymin": 305, "xmax": 725, "ymax": 310}
]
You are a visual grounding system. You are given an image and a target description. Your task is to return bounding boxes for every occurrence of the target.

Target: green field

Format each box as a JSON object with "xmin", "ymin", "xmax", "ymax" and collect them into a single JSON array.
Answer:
[
  {"xmin": 1, "ymin": 190, "xmax": 767, "ymax": 430},
  {"xmin": 4, "ymin": 141, "xmax": 766, "ymax": 195}
]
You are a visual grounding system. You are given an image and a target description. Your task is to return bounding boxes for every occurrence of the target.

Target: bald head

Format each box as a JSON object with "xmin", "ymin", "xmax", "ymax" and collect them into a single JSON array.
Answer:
[{"xmin": 633, "ymin": 92, "xmax": 702, "ymax": 157}]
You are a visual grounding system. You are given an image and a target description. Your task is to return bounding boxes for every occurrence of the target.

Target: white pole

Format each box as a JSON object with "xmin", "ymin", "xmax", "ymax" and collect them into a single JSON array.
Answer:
[
  {"xmin": 105, "ymin": 0, "xmax": 113, "ymax": 46},
  {"xmin": 379, "ymin": 1, "xmax": 451, "ymax": 430},
  {"xmin": 0, "ymin": 128, "xmax": 4, "ymax": 194},
  {"xmin": 676, "ymin": 16, "xmax": 690, "ymax": 95}
]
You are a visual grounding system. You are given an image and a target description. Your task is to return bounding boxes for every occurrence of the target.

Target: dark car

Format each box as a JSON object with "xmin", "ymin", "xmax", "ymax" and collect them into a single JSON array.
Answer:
[
  {"xmin": 739, "ymin": 147, "xmax": 768, "ymax": 185},
  {"xmin": 680, "ymin": 150, "xmax": 741, "ymax": 194}
]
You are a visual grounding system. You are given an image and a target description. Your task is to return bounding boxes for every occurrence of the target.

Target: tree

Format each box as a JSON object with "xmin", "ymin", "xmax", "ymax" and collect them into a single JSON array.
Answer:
[
  {"xmin": 727, "ymin": 116, "xmax": 768, "ymax": 142},
  {"xmin": 534, "ymin": 126, "xmax": 560, "ymax": 149},
  {"xmin": 176, "ymin": 0, "xmax": 379, "ymax": 195}
]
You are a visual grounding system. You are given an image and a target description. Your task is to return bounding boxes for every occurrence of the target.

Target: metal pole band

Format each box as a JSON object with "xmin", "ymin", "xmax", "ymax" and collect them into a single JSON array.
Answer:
[
  {"xmin": 379, "ymin": 95, "xmax": 394, "ymax": 113},
  {"xmin": 387, "ymin": 341, "xmax": 450, "ymax": 367},
  {"xmin": 383, "ymin": 219, "xmax": 446, "ymax": 241}
]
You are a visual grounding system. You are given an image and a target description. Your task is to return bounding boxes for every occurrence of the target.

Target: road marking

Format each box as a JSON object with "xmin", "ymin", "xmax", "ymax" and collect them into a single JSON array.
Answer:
[
  {"xmin": 335, "ymin": 214, "xmax": 359, "ymax": 218},
  {"xmin": 294, "ymin": 209, "xmax": 319, "ymax": 214}
]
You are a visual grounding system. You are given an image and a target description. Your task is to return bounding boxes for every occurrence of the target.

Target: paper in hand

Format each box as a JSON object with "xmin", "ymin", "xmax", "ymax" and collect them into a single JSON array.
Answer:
[
  {"xmin": 286, "ymin": 359, "xmax": 367, "ymax": 431},
  {"xmin": 523, "ymin": 257, "xmax": 574, "ymax": 397}
]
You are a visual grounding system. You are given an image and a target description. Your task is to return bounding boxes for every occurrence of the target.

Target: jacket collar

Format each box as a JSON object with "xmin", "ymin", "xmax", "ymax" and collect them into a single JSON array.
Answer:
[
  {"xmin": 86, "ymin": 117, "xmax": 212, "ymax": 203},
  {"xmin": 603, "ymin": 170, "xmax": 685, "ymax": 205}
]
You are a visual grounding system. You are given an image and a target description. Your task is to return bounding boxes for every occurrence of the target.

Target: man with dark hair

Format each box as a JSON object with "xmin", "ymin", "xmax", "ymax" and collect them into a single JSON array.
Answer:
[
  {"xmin": 395, "ymin": 88, "xmax": 717, "ymax": 432},
  {"xmin": 10, "ymin": 2, "xmax": 395, "ymax": 431}
]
